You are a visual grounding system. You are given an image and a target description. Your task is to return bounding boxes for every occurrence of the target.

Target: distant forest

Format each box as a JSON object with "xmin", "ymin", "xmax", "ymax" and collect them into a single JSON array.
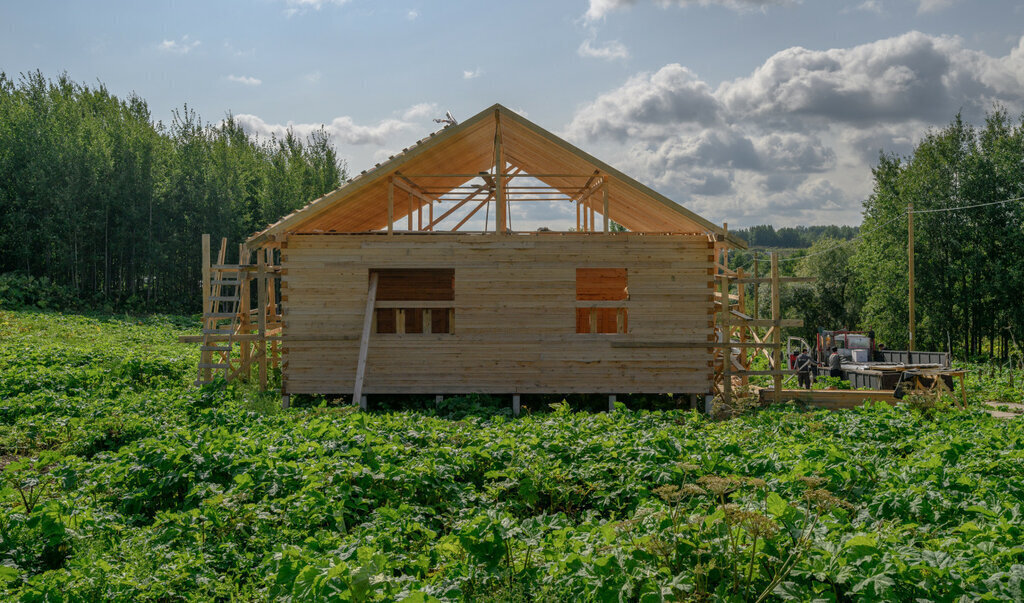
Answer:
[
  {"xmin": 732, "ymin": 224, "xmax": 859, "ymax": 249},
  {"xmin": 3, "ymin": 72, "xmax": 1023, "ymax": 359},
  {"xmin": 0, "ymin": 71, "xmax": 344, "ymax": 311}
]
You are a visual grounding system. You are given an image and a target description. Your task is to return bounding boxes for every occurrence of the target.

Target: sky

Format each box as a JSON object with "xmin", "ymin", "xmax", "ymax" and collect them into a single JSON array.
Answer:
[{"xmin": 2, "ymin": 0, "xmax": 1024, "ymax": 229}]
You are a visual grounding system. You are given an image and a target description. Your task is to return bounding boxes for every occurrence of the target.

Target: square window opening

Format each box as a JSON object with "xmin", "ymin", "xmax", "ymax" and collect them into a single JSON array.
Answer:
[
  {"xmin": 576, "ymin": 268, "xmax": 628, "ymax": 334},
  {"xmin": 371, "ymin": 269, "xmax": 454, "ymax": 334}
]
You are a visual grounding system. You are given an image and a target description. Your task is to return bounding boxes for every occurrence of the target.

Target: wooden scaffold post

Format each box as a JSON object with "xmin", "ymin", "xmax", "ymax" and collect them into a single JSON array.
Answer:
[{"xmin": 771, "ymin": 251, "xmax": 783, "ymax": 405}]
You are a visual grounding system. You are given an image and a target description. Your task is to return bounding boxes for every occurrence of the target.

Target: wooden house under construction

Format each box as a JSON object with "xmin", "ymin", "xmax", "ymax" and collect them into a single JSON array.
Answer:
[{"xmin": 188, "ymin": 104, "xmax": 802, "ymax": 410}]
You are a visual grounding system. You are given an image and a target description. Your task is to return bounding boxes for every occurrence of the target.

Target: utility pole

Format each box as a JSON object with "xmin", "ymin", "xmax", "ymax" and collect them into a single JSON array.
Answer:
[{"xmin": 908, "ymin": 203, "xmax": 915, "ymax": 354}]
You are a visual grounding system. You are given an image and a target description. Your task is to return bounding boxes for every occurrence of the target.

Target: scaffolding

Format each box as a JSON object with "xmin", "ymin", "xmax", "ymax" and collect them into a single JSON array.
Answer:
[
  {"xmin": 712, "ymin": 243, "xmax": 814, "ymax": 407},
  {"xmin": 178, "ymin": 234, "xmax": 282, "ymax": 390}
]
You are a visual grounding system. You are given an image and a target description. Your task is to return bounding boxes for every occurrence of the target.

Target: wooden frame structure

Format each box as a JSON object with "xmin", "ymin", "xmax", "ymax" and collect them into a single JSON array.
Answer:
[
  {"xmin": 186, "ymin": 104, "xmax": 760, "ymax": 408},
  {"xmin": 178, "ymin": 235, "xmax": 283, "ymax": 390},
  {"xmin": 711, "ymin": 249, "xmax": 812, "ymax": 407}
]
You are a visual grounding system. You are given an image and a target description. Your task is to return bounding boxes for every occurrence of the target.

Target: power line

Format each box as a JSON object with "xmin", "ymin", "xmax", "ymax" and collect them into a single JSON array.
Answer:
[
  {"xmin": 771, "ymin": 213, "xmax": 904, "ymax": 263},
  {"xmin": 910, "ymin": 194, "xmax": 1024, "ymax": 214},
  {"xmin": 765, "ymin": 192, "xmax": 1024, "ymax": 264}
]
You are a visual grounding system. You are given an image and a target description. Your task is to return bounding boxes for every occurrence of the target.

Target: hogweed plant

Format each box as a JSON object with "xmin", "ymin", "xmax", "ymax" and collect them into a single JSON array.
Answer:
[{"xmin": 641, "ymin": 472, "xmax": 853, "ymax": 601}]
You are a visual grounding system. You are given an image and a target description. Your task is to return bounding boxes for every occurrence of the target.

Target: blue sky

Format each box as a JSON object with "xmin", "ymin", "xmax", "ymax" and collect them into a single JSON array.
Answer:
[{"xmin": 3, "ymin": 0, "xmax": 1024, "ymax": 228}]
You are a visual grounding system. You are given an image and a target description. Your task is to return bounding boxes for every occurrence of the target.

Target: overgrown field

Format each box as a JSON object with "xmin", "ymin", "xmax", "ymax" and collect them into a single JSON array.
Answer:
[{"xmin": 1, "ymin": 310, "xmax": 1023, "ymax": 601}]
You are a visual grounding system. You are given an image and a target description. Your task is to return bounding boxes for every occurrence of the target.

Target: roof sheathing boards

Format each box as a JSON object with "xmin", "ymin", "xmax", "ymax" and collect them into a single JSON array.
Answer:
[
  {"xmin": 300, "ymin": 122, "xmax": 494, "ymax": 233},
  {"xmin": 246, "ymin": 104, "xmax": 745, "ymax": 246}
]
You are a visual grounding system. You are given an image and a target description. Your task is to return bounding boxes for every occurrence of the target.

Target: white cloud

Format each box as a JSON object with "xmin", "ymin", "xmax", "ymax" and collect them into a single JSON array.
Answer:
[
  {"xmin": 584, "ymin": 0, "xmax": 796, "ymax": 21},
  {"xmin": 565, "ymin": 64, "xmax": 721, "ymax": 141},
  {"xmin": 401, "ymin": 102, "xmax": 439, "ymax": 120},
  {"xmin": 578, "ymin": 37, "xmax": 630, "ymax": 60},
  {"xmin": 234, "ymin": 113, "xmax": 414, "ymax": 147},
  {"xmin": 223, "ymin": 40, "xmax": 255, "ymax": 57},
  {"xmin": 717, "ymin": 31, "xmax": 1024, "ymax": 125},
  {"xmin": 847, "ymin": 0, "xmax": 883, "ymax": 13},
  {"xmin": 917, "ymin": 0, "xmax": 956, "ymax": 14},
  {"xmin": 463, "ymin": 68, "xmax": 483, "ymax": 79},
  {"xmin": 303, "ymin": 71, "xmax": 322, "ymax": 84},
  {"xmin": 227, "ymin": 75, "xmax": 262, "ymax": 86},
  {"xmin": 562, "ymin": 32, "xmax": 1024, "ymax": 226},
  {"xmin": 407, "ymin": 9, "xmax": 419, "ymax": 20},
  {"xmin": 158, "ymin": 35, "xmax": 200, "ymax": 55},
  {"xmin": 281, "ymin": 0, "xmax": 350, "ymax": 16}
]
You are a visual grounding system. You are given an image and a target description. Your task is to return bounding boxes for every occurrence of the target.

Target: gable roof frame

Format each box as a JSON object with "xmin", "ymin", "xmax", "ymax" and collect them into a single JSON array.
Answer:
[{"xmin": 246, "ymin": 104, "xmax": 747, "ymax": 248}]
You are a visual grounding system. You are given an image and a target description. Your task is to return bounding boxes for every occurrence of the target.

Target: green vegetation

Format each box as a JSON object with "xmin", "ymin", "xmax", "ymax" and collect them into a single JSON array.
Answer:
[
  {"xmin": 731, "ymin": 225, "xmax": 859, "ymax": 250},
  {"xmin": 0, "ymin": 71, "xmax": 344, "ymax": 312},
  {"xmin": 854, "ymin": 110, "xmax": 1024, "ymax": 358},
  {"xmin": 2, "ymin": 71, "xmax": 1022, "ymax": 361},
  {"xmin": 1, "ymin": 309, "xmax": 1022, "ymax": 601}
]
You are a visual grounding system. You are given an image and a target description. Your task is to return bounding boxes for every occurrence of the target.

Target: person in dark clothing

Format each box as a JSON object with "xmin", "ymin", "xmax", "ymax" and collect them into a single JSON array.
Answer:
[
  {"xmin": 828, "ymin": 346, "xmax": 843, "ymax": 378},
  {"xmin": 796, "ymin": 348, "xmax": 813, "ymax": 389}
]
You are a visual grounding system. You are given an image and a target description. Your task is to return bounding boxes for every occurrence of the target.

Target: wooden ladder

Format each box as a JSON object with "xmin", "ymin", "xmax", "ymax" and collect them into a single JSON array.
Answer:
[{"xmin": 196, "ymin": 246, "xmax": 244, "ymax": 385}]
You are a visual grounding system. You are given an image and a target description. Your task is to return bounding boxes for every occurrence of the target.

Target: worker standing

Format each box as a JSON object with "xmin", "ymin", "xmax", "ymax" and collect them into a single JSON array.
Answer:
[
  {"xmin": 828, "ymin": 346, "xmax": 842, "ymax": 379},
  {"xmin": 796, "ymin": 348, "xmax": 813, "ymax": 389}
]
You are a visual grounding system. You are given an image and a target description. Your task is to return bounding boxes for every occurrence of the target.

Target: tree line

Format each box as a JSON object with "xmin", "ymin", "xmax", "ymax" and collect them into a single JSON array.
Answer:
[
  {"xmin": 2, "ymin": 72, "xmax": 1021, "ymax": 360},
  {"xmin": 732, "ymin": 224, "xmax": 859, "ymax": 249},
  {"xmin": 0, "ymin": 71, "xmax": 344, "ymax": 311},
  {"xmin": 730, "ymin": 109, "xmax": 1024, "ymax": 360}
]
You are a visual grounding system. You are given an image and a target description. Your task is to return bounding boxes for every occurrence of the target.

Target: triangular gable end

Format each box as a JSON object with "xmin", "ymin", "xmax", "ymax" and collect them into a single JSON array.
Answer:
[{"xmin": 246, "ymin": 104, "xmax": 746, "ymax": 248}]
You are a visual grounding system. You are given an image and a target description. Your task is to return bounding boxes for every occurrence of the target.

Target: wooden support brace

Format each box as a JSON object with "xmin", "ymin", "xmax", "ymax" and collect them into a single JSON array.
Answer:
[
  {"xmin": 387, "ymin": 178, "xmax": 394, "ymax": 236},
  {"xmin": 720, "ymin": 275, "xmax": 731, "ymax": 408},
  {"xmin": 602, "ymin": 185, "xmax": 609, "ymax": 233},
  {"xmin": 352, "ymin": 273, "xmax": 380, "ymax": 406},
  {"xmin": 257, "ymin": 250, "xmax": 268, "ymax": 391},
  {"xmin": 771, "ymin": 252, "xmax": 783, "ymax": 405}
]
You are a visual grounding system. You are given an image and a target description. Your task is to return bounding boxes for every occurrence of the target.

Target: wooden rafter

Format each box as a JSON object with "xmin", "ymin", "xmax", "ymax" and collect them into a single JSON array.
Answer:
[{"xmin": 450, "ymin": 195, "xmax": 494, "ymax": 231}]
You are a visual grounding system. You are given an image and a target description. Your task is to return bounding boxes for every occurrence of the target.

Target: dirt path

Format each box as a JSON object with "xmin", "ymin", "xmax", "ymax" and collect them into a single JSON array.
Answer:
[{"xmin": 984, "ymin": 401, "xmax": 1024, "ymax": 419}]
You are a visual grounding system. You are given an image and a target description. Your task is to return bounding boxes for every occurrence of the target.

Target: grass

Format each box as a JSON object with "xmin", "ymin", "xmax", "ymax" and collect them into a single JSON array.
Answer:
[{"xmin": 1, "ymin": 309, "xmax": 1022, "ymax": 601}]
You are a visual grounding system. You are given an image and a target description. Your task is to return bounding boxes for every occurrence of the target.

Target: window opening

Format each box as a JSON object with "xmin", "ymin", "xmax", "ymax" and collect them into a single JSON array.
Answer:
[
  {"xmin": 371, "ymin": 269, "xmax": 454, "ymax": 334},
  {"xmin": 575, "ymin": 268, "xmax": 628, "ymax": 334}
]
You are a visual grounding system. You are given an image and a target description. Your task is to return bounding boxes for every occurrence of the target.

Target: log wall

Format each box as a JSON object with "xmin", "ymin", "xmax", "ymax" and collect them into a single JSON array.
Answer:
[{"xmin": 280, "ymin": 233, "xmax": 715, "ymax": 394}]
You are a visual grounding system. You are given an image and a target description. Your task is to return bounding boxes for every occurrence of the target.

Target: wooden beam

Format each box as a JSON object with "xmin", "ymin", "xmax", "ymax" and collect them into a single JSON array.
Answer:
[
  {"xmin": 736, "ymin": 318, "xmax": 803, "ymax": 328},
  {"xmin": 352, "ymin": 272, "xmax": 379, "ymax": 407},
  {"xmin": 610, "ymin": 341, "xmax": 781, "ymax": 349},
  {"xmin": 401, "ymin": 172, "xmax": 594, "ymax": 178},
  {"xmin": 450, "ymin": 196, "xmax": 493, "ymax": 231},
  {"xmin": 407, "ymin": 190, "xmax": 413, "ymax": 231},
  {"xmin": 720, "ymin": 275, "xmax": 731, "ymax": 407},
  {"xmin": 392, "ymin": 173, "xmax": 436, "ymax": 205},
  {"xmin": 771, "ymin": 251, "xmax": 782, "ymax": 405},
  {"xmin": 734, "ymin": 276, "xmax": 815, "ymax": 285},
  {"xmin": 738, "ymin": 267, "xmax": 748, "ymax": 387},
  {"xmin": 257, "ymin": 249, "xmax": 267, "ymax": 391},
  {"xmin": 602, "ymin": 184, "xmax": 609, "ymax": 233},
  {"xmin": 752, "ymin": 252, "xmax": 759, "ymax": 321},
  {"xmin": 387, "ymin": 178, "xmax": 394, "ymax": 236},
  {"xmin": 494, "ymin": 109, "xmax": 505, "ymax": 233},
  {"xmin": 908, "ymin": 202, "xmax": 915, "ymax": 352},
  {"xmin": 424, "ymin": 196, "xmax": 476, "ymax": 231}
]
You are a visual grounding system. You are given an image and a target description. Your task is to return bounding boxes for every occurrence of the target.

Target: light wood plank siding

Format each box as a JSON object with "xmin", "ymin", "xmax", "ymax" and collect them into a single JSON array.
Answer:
[{"xmin": 280, "ymin": 233, "xmax": 714, "ymax": 394}]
